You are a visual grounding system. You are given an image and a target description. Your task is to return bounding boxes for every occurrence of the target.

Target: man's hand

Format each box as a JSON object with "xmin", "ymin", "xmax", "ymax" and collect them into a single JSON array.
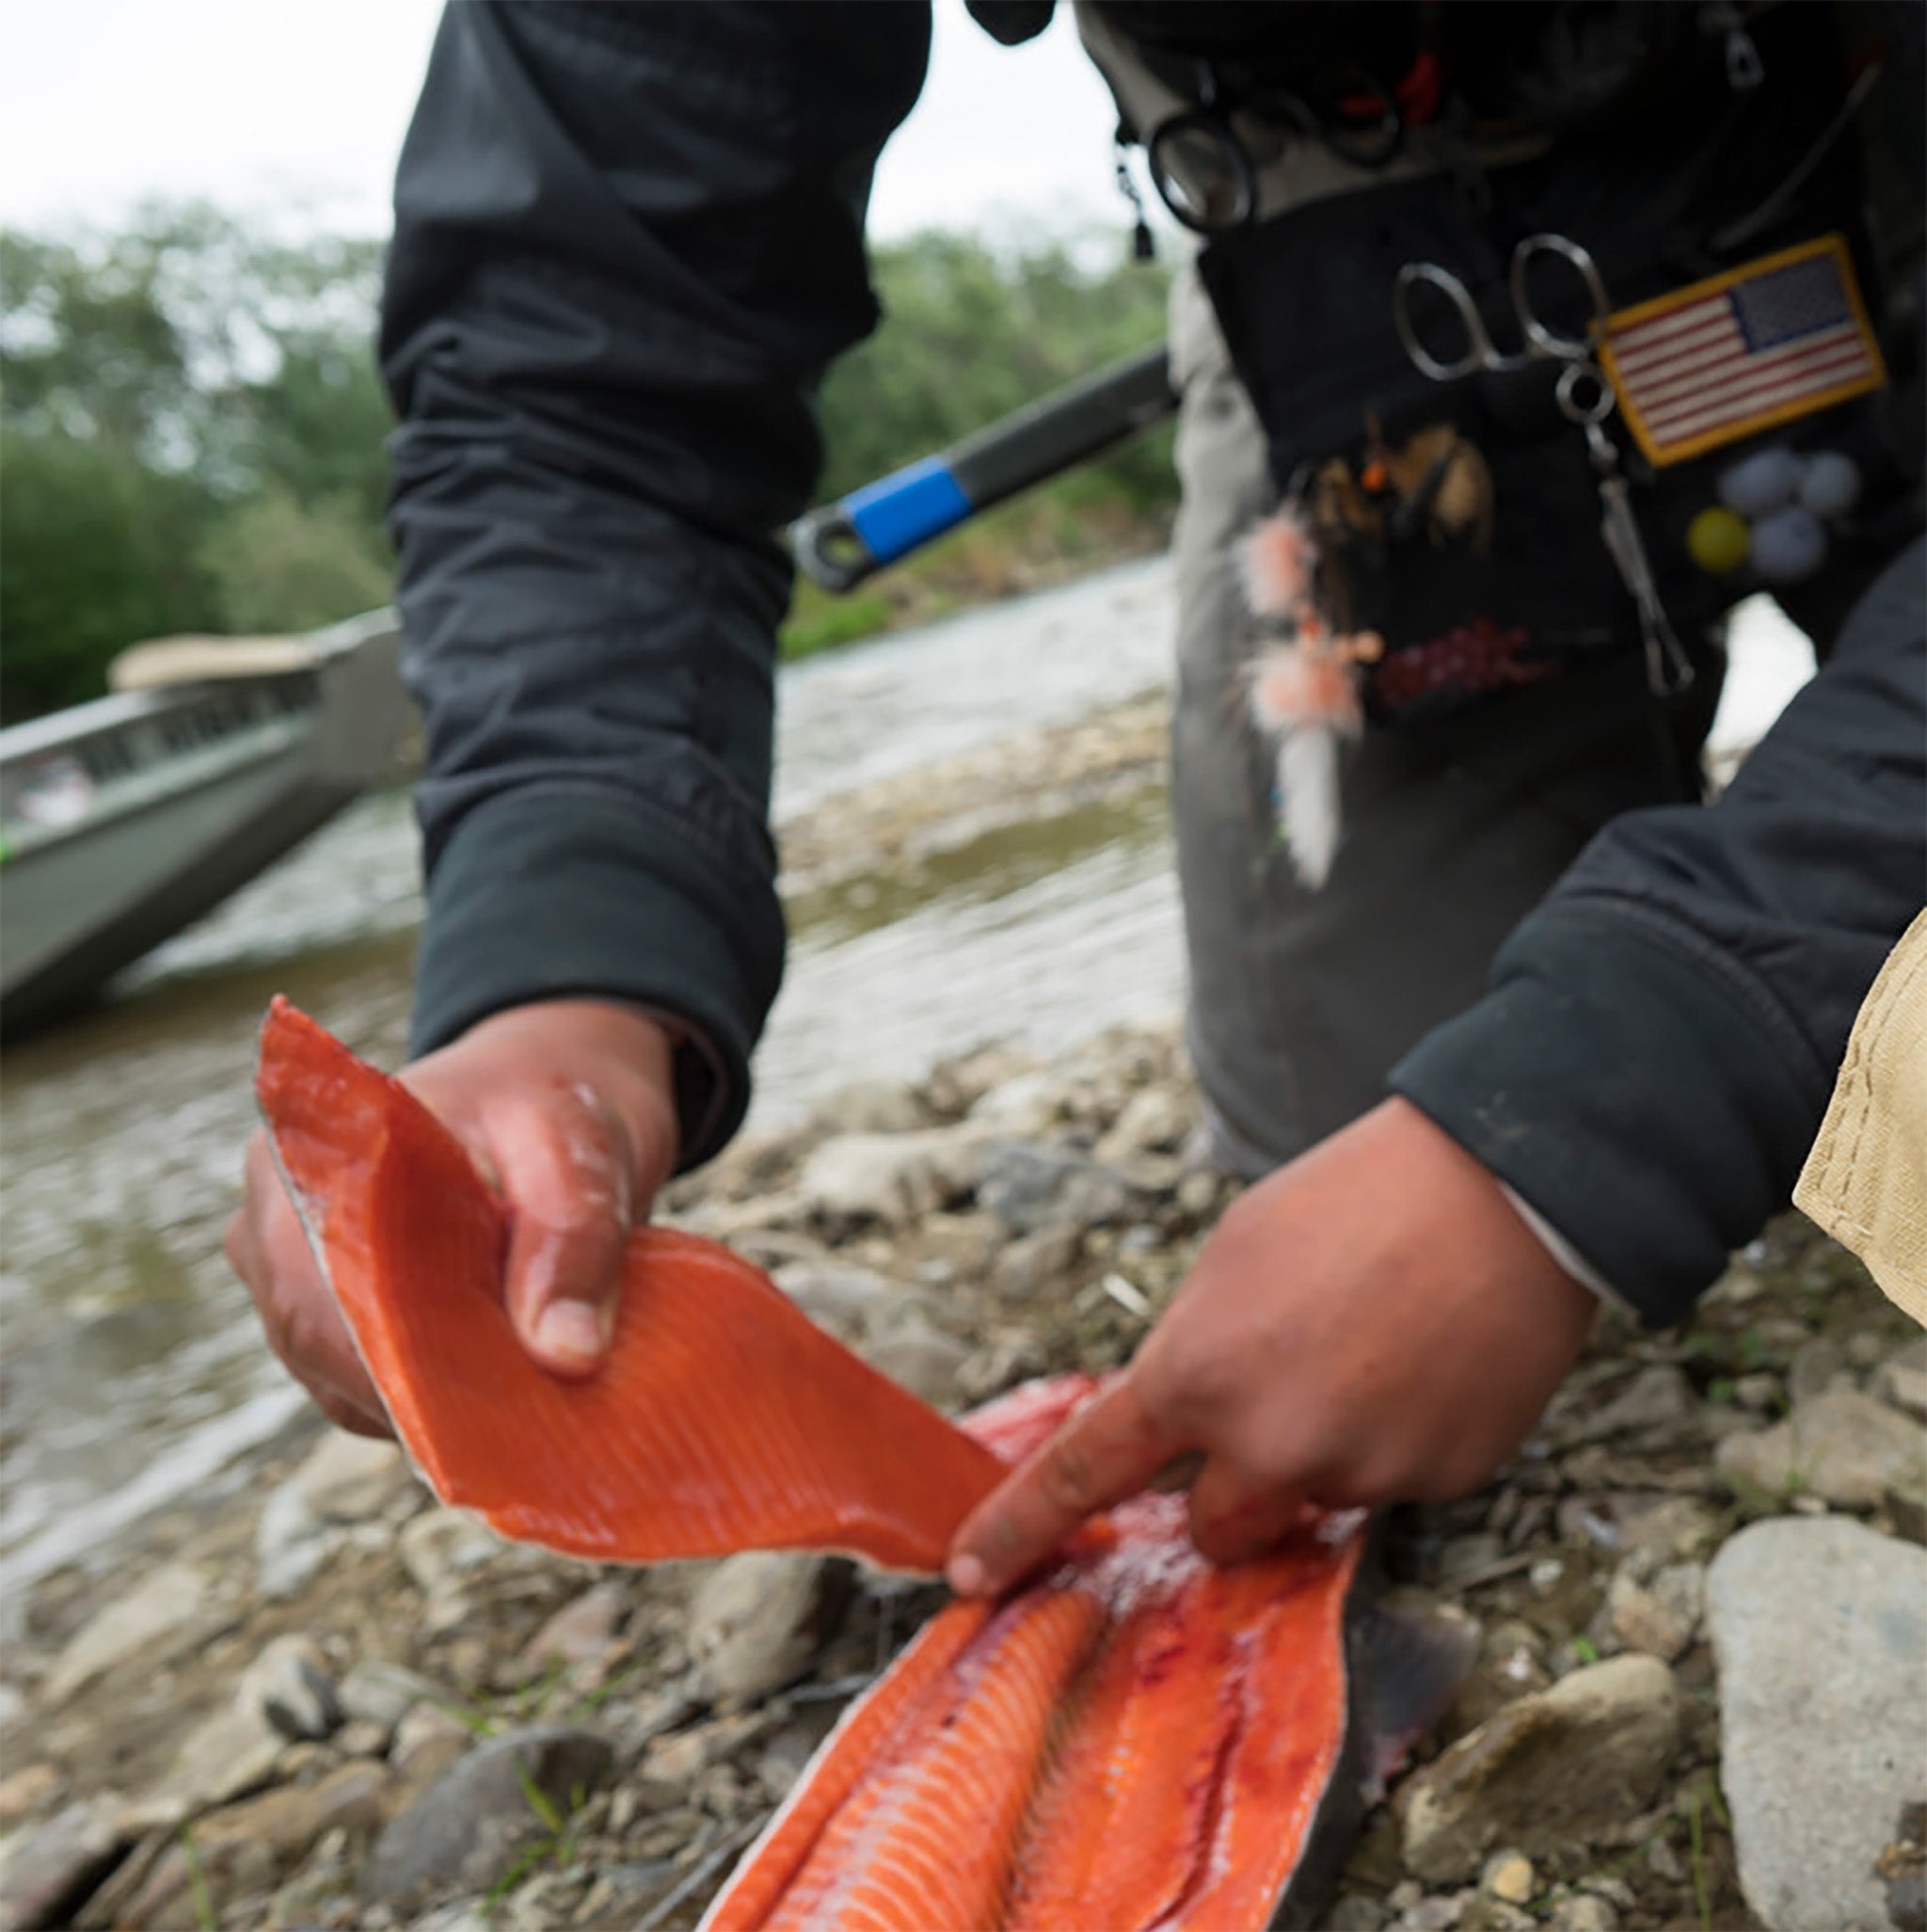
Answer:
[
  {"xmin": 948, "ymin": 1097, "xmax": 1598, "ymax": 1595},
  {"xmin": 227, "ymin": 1000, "xmax": 680, "ymax": 1437}
]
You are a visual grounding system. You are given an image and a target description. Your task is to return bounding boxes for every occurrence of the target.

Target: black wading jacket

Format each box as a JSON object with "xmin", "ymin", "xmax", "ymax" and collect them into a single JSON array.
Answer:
[{"xmin": 381, "ymin": 1, "xmax": 1926, "ymax": 1326}]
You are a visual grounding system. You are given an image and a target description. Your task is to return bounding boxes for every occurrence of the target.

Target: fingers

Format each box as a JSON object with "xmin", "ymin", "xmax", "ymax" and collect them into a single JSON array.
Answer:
[
  {"xmin": 948, "ymin": 1373, "xmax": 1184, "ymax": 1596},
  {"xmin": 1184, "ymin": 1457, "xmax": 1312, "ymax": 1567},
  {"xmin": 229, "ymin": 1133, "xmax": 392, "ymax": 1438},
  {"xmin": 468, "ymin": 1087, "xmax": 638, "ymax": 1377}
]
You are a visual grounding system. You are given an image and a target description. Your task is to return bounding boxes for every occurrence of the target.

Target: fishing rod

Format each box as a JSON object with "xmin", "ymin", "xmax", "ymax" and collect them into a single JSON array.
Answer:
[{"xmin": 789, "ymin": 342, "xmax": 1176, "ymax": 593}]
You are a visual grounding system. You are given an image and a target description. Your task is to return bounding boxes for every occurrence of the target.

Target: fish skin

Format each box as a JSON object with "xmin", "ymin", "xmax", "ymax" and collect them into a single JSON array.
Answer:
[{"xmin": 254, "ymin": 998, "xmax": 1006, "ymax": 1573}]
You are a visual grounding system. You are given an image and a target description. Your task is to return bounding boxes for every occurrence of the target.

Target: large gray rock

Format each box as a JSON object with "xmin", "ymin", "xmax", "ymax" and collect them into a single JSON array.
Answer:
[
  {"xmin": 1399, "ymin": 1656, "xmax": 1680, "ymax": 1883},
  {"xmin": 1715, "ymin": 1384, "xmax": 1927, "ymax": 1508},
  {"xmin": 688, "ymin": 1554, "xmax": 846, "ymax": 1704},
  {"xmin": 43, "ymin": 1562, "xmax": 209, "ymax": 1702},
  {"xmin": 362, "ymin": 1725, "xmax": 615, "ymax": 1910},
  {"xmin": 1706, "ymin": 1516, "xmax": 1927, "ymax": 1931}
]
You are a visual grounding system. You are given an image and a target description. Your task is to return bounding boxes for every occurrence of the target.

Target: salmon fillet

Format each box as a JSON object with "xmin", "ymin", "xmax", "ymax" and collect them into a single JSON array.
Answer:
[{"xmin": 255, "ymin": 998, "xmax": 1004, "ymax": 1572}]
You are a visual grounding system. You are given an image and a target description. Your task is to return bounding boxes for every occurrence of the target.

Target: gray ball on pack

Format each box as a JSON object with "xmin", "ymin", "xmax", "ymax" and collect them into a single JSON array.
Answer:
[{"xmin": 1717, "ymin": 447, "xmax": 1805, "ymax": 519}]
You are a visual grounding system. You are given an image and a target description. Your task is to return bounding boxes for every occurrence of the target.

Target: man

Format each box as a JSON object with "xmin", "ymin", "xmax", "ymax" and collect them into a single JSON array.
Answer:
[{"xmin": 229, "ymin": 2, "xmax": 1925, "ymax": 1600}]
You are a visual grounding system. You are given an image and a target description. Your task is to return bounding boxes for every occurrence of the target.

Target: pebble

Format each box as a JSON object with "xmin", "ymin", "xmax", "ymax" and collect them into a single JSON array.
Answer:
[
  {"xmin": 1094, "ymin": 1083, "xmax": 1189, "ymax": 1161},
  {"xmin": 390, "ymin": 1703, "xmax": 474, "ymax": 1786},
  {"xmin": 398, "ymin": 1508, "xmax": 500, "ymax": 1596},
  {"xmin": 860, "ymin": 1306, "xmax": 970, "ymax": 1403},
  {"xmin": 0, "ymin": 1764, "xmax": 62, "ymax": 1828},
  {"xmin": 291, "ymin": 1429, "xmax": 411, "ymax": 1521},
  {"xmin": 519, "ymin": 1582, "xmax": 628, "ymax": 1675},
  {"xmin": 238, "ymin": 1633, "xmax": 343, "ymax": 1741},
  {"xmin": 795, "ymin": 1126, "xmax": 986, "ymax": 1225},
  {"xmin": 341, "ymin": 1660, "xmax": 443, "ymax": 1739},
  {"xmin": 772, "ymin": 1259, "xmax": 896, "ymax": 1334},
  {"xmin": 1787, "ymin": 1335, "xmax": 1848, "ymax": 1404},
  {"xmin": 1877, "ymin": 1339, "xmax": 1927, "ymax": 1422},
  {"xmin": 1480, "ymin": 1850, "xmax": 1535, "ymax": 1903},
  {"xmin": 992, "ymin": 1224, "xmax": 1083, "ymax": 1301},
  {"xmin": 144, "ymin": 1700, "xmax": 286, "ymax": 1816},
  {"xmin": 1399, "ymin": 1656, "xmax": 1680, "ymax": 1883},
  {"xmin": 0, "ymin": 1801, "xmax": 126, "ymax": 1929},
  {"xmin": 1714, "ymin": 1384, "xmax": 1927, "ymax": 1508},
  {"xmin": 1707, "ymin": 1516, "xmax": 1927, "ymax": 1930},
  {"xmin": 1548, "ymin": 1895, "xmax": 1619, "ymax": 1932},
  {"xmin": 968, "ymin": 1070, "xmax": 1065, "ymax": 1137},
  {"xmin": 976, "ymin": 1140, "xmax": 1141, "ymax": 1235},
  {"xmin": 43, "ymin": 1561, "xmax": 209, "ymax": 1702},
  {"xmin": 255, "ymin": 1483, "xmax": 341, "ymax": 1600},
  {"xmin": 1604, "ymin": 1559, "xmax": 1704, "ymax": 1662},
  {"xmin": 1565, "ymin": 1365, "xmax": 1697, "ymax": 1446},
  {"xmin": 362, "ymin": 1725, "xmax": 614, "ymax": 1911},
  {"xmin": 1732, "ymin": 1371, "xmax": 1781, "ymax": 1413},
  {"xmin": 688, "ymin": 1553, "xmax": 845, "ymax": 1704}
]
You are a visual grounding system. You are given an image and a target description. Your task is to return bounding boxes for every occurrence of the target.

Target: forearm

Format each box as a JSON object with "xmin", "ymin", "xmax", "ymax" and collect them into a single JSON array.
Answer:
[{"xmin": 1393, "ymin": 536, "xmax": 1927, "ymax": 1323}]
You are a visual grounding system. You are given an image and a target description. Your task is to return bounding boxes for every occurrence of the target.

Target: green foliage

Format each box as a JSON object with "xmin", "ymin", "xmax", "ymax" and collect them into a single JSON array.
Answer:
[{"xmin": 3, "ymin": 208, "xmax": 1172, "ymax": 720}]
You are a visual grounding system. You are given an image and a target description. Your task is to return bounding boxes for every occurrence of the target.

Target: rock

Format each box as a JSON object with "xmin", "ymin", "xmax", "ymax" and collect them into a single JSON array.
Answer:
[
  {"xmin": 399, "ymin": 1507, "xmax": 500, "ymax": 1595},
  {"xmin": 1877, "ymin": 1340, "xmax": 1927, "ymax": 1422},
  {"xmin": 1564, "ymin": 1366, "xmax": 1697, "ymax": 1446},
  {"xmin": 0, "ymin": 1800, "xmax": 126, "ymax": 1929},
  {"xmin": 967, "ymin": 1071, "xmax": 1063, "ymax": 1137},
  {"xmin": 340, "ymin": 1659, "xmax": 442, "ymax": 1739},
  {"xmin": 520, "ymin": 1582, "xmax": 628, "ymax": 1675},
  {"xmin": 977, "ymin": 1140, "xmax": 1140, "ymax": 1236},
  {"xmin": 1095, "ymin": 1083, "xmax": 1189, "ymax": 1161},
  {"xmin": 1435, "ymin": 1533, "xmax": 1506, "ymax": 1589},
  {"xmin": 992, "ymin": 1225, "xmax": 1082, "ymax": 1300},
  {"xmin": 1611, "ymin": 1495, "xmax": 1723, "ymax": 1566},
  {"xmin": 1787, "ymin": 1336, "xmax": 1848, "ymax": 1405},
  {"xmin": 1548, "ymin": 1896, "xmax": 1618, "ymax": 1932},
  {"xmin": 1706, "ymin": 1516, "xmax": 1927, "ymax": 1930},
  {"xmin": 689, "ymin": 1554, "xmax": 845, "ymax": 1704},
  {"xmin": 362, "ymin": 1725, "xmax": 614, "ymax": 1910},
  {"xmin": 819, "ymin": 1080, "xmax": 928, "ymax": 1136},
  {"xmin": 1399, "ymin": 1656, "xmax": 1680, "ymax": 1883},
  {"xmin": 795, "ymin": 1126, "xmax": 985, "ymax": 1225},
  {"xmin": 0, "ymin": 1764, "xmax": 61, "ymax": 1828},
  {"xmin": 43, "ymin": 1561, "xmax": 209, "ymax": 1702},
  {"xmin": 862, "ymin": 1306, "xmax": 970, "ymax": 1403},
  {"xmin": 1604, "ymin": 1560, "xmax": 1704, "ymax": 1663},
  {"xmin": 291, "ymin": 1429, "xmax": 410, "ymax": 1520},
  {"xmin": 1714, "ymin": 1384, "xmax": 1927, "ymax": 1508},
  {"xmin": 1326, "ymin": 1898, "xmax": 1393, "ymax": 1931},
  {"xmin": 391, "ymin": 1701, "xmax": 473, "ymax": 1788},
  {"xmin": 772, "ymin": 1259, "xmax": 897, "ymax": 1334},
  {"xmin": 144, "ymin": 1701, "xmax": 286, "ymax": 1816},
  {"xmin": 255, "ymin": 1481, "xmax": 340, "ymax": 1599},
  {"xmin": 238, "ymin": 1634, "xmax": 343, "ymax": 1741},
  {"xmin": 1877, "ymin": 1800, "xmax": 1927, "ymax": 1932},
  {"xmin": 1480, "ymin": 1851, "xmax": 1535, "ymax": 1904}
]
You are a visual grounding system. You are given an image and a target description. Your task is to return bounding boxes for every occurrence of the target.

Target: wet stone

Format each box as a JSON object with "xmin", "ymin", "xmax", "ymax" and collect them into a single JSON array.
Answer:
[
  {"xmin": 1707, "ymin": 1516, "xmax": 1927, "ymax": 1931},
  {"xmin": 1399, "ymin": 1656, "xmax": 1680, "ymax": 1883},
  {"xmin": 362, "ymin": 1725, "xmax": 614, "ymax": 1911}
]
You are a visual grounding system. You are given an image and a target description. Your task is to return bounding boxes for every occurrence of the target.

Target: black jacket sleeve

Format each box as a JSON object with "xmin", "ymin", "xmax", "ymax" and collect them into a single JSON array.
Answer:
[
  {"xmin": 1393, "ymin": 537, "xmax": 1927, "ymax": 1325},
  {"xmin": 379, "ymin": 1, "xmax": 930, "ymax": 1166}
]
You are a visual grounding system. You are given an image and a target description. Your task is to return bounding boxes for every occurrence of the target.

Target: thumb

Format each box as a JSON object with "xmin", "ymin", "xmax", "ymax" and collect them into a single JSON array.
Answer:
[{"xmin": 478, "ymin": 1086, "xmax": 640, "ymax": 1375}]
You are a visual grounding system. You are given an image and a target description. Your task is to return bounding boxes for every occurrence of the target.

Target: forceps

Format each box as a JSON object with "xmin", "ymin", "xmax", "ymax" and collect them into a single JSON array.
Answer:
[{"xmin": 1390, "ymin": 233, "xmax": 1695, "ymax": 696}]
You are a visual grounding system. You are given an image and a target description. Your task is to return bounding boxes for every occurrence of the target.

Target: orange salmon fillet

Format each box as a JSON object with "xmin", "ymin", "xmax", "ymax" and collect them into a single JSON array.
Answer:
[{"xmin": 255, "ymin": 999, "xmax": 1005, "ymax": 1572}]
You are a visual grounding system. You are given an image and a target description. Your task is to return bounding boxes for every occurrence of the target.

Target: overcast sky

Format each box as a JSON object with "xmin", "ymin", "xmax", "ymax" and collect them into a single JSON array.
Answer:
[{"xmin": 0, "ymin": 0, "xmax": 1126, "ymax": 243}]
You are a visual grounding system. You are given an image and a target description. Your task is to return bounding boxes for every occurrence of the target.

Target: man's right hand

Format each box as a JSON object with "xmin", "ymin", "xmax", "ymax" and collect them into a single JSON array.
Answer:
[{"xmin": 227, "ymin": 999, "xmax": 682, "ymax": 1437}]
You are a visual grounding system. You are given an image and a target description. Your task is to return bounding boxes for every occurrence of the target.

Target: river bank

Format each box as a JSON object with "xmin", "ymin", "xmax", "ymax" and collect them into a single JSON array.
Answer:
[{"xmin": 3, "ymin": 994, "xmax": 1922, "ymax": 1930}]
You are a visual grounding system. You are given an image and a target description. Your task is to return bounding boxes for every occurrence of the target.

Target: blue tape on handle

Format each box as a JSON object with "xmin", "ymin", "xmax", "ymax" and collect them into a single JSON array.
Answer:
[{"xmin": 843, "ymin": 457, "xmax": 974, "ymax": 563}]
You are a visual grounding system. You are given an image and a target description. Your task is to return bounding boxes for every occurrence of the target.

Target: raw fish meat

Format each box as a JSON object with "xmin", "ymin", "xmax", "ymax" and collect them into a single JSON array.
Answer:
[
  {"xmin": 703, "ymin": 1377, "xmax": 1413, "ymax": 1932},
  {"xmin": 255, "ymin": 998, "xmax": 1004, "ymax": 1572}
]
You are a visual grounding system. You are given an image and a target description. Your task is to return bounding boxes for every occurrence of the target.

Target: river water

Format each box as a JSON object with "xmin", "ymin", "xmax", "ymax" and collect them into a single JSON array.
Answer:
[{"xmin": 0, "ymin": 556, "xmax": 1813, "ymax": 1604}]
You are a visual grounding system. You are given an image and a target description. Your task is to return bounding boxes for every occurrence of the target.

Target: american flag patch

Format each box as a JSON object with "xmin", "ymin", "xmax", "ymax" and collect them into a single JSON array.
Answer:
[{"xmin": 1600, "ymin": 235, "xmax": 1886, "ymax": 468}]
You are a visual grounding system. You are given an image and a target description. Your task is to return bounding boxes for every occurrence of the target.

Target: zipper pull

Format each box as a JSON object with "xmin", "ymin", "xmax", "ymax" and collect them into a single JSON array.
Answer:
[{"xmin": 1702, "ymin": 4, "xmax": 1764, "ymax": 91}]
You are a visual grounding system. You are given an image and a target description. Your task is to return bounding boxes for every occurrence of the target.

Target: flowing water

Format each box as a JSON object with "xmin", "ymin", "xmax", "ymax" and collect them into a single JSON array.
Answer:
[{"xmin": 0, "ymin": 556, "xmax": 1814, "ymax": 1605}]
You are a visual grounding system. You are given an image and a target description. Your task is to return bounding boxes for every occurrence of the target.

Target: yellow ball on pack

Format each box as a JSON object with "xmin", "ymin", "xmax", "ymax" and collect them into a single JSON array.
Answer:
[{"xmin": 1687, "ymin": 506, "xmax": 1751, "ymax": 575}]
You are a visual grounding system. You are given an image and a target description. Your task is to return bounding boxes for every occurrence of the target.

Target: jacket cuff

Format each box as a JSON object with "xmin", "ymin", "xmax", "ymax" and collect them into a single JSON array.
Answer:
[
  {"xmin": 408, "ymin": 785, "xmax": 784, "ymax": 1172},
  {"xmin": 1389, "ymin": 906, "xmax": 1819, "ymax": 1327}
]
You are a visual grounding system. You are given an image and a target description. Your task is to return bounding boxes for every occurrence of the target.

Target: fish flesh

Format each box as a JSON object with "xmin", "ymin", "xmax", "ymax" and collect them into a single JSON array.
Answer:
[
  {"xmin": 703, "ymin": 1375, "xmax": 1470, "ymax": 1932},
  {"xmin": 254, "ymin": 998, "xmax": 1004, "ymax": 1572},
  {"xmin": 256, "ymin": 1004, "xmax": 1471, "ymax": 1928}
]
